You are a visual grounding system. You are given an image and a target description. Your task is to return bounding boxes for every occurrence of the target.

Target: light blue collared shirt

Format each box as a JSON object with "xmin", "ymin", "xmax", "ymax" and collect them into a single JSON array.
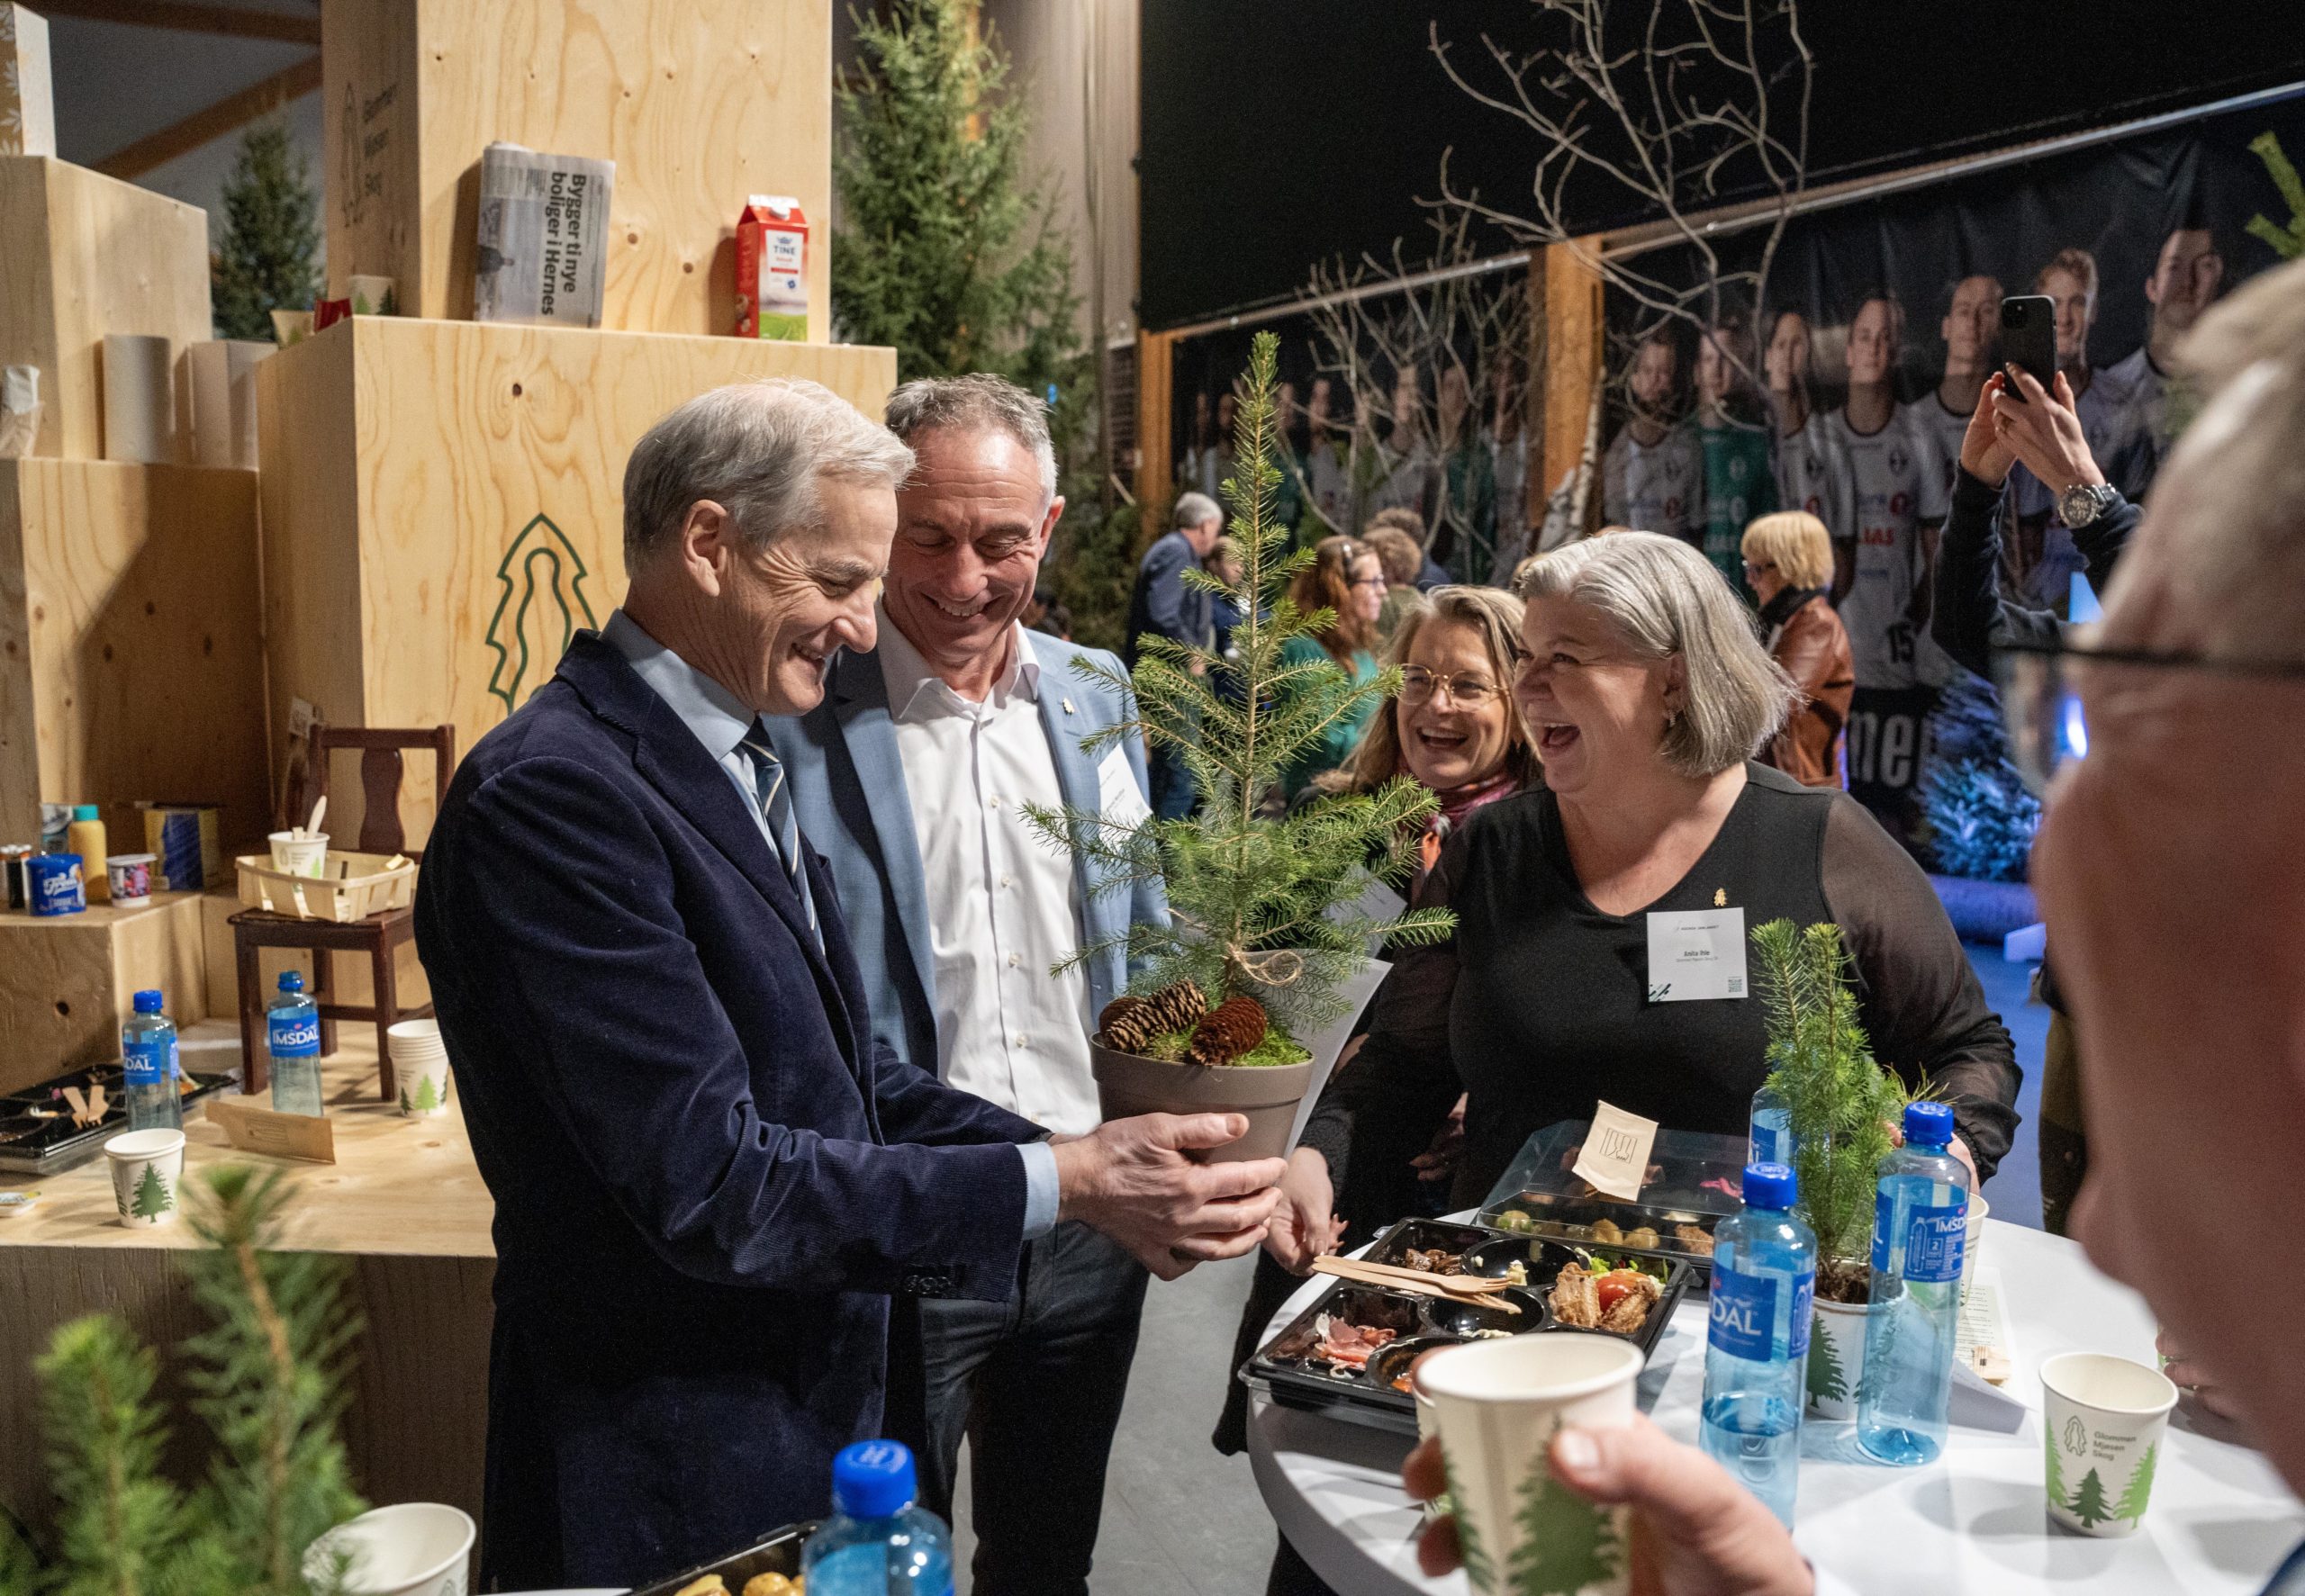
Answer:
[{"xmin": 601, "ymin": 611, "xmax": 1058, "ymax": 1240}]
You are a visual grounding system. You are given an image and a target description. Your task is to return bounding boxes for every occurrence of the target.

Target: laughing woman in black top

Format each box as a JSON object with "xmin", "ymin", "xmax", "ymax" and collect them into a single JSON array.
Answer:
[{"xmin": 1274, "ymin": 532, "xmax": 2020, "ymax": 1258}]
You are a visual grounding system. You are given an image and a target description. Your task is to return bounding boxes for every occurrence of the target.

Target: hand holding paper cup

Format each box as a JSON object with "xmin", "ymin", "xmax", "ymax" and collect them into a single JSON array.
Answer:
[
  {"xmin": 2039, "ymin": 1351, "xmax": 2178, "ymax": 1537},
  {"xmin": 1416, "ymin": 1333, "xmax": 1642, "ymax": 1596}
]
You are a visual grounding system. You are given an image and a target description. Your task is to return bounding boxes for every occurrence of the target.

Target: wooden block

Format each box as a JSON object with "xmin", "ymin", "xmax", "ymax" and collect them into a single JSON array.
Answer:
[
  {"xmin": 0, "ymin": 890, "xmax": 206, "ymax": 1089},
  {"xmin": 0, "ymin": 459, "xmax": 268, "ymax": 851},
  {"xmin": 323, "ymin": 0, "xmax": 832, "ymax": 338},
  {"xmin": 0, "ymin": 5, "xmax": 55, "ymax": 159},
  {"xmin": 0, "ymin": 158, "xmax": 211, "ymax": 459},
  {"xmin": 256, "ymin": 315, "xmax": 895, "ymax": 838}
]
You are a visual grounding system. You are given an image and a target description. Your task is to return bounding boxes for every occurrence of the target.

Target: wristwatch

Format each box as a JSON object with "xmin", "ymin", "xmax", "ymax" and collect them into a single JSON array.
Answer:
[{"xmin": 2057, "ymin": 482, "xmax": 2120, "ymax": 528}]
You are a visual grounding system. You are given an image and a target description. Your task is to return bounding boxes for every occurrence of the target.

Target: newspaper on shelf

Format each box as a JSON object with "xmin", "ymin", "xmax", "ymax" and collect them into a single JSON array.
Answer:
[{"xmin": 474, "ymin": 142, "xmax": 614, "ymax": 328}]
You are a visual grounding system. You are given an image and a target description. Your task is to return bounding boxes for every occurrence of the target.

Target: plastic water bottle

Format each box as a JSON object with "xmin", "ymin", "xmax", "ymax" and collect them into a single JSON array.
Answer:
[
  {"xmin": 122, "ymin": 989, "xmax": 182, "ymax": 1133},
  {"xmin": 1700, "ymin": 1161, "xmax": 1816, "ymax": 1526},
  {"xmin": 1858, "ymin": 1102, "xmax": 1974, "ymax": 1466},
  {"xmin": 801, "ymin": 1441, "xmax": 954, "ymax": 1596},
  {"xmin": 1749, "ymin": 1081, "xmax": 1794, "ymax": 1168},
  {"xmin": 267, "ymin": 970, "xmax": 324, "ymax": 1117}
]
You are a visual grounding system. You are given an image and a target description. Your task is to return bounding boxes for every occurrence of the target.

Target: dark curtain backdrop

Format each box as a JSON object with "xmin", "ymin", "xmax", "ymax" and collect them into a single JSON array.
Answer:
[{"xmin": 1138, "ymin": 0, "xmax": 2305, "ymax": 330}]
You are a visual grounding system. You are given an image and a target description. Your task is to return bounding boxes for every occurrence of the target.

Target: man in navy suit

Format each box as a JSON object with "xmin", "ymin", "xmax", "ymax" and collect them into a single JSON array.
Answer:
[
  {"xmin": 773, "ymin": 375, "xmax": 1165, "ymax": 1596},
  {"xmin": 414, "ymin": 377, "xmax": 1286, "ymax": 1593}
]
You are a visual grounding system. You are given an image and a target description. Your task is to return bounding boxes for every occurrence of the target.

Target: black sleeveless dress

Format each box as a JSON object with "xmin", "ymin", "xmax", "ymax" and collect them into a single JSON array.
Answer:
[{"xmin": 1306, "ymin": 762, "xmax": 2019, "ymax": 1218}]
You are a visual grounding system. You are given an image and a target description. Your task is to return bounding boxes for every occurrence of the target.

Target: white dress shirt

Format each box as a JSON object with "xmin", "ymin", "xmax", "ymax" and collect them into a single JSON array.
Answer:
[
  {"xmin": 602, "ymin": 609, "xmax": 1061, "ymax": 1233},
  {"xmin": 876, "ymin": 608, "xmax": 1104, "ymax": 1137}
]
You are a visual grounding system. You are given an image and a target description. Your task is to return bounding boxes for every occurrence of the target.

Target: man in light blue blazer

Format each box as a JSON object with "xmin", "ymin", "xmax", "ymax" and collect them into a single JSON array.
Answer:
[{"xmin": 770, "ymin": 375, "xmax": 1167, "ymax": 1596}]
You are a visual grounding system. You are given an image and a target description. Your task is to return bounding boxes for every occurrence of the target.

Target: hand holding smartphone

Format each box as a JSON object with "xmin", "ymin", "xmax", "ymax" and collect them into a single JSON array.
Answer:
[{"xmin": 1999, "ymin": 295, "xmax": 2057, "ymax": 401}]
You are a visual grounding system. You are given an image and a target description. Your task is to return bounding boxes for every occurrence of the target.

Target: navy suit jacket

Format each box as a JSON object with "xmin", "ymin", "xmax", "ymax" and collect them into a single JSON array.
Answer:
[
  {"xmin": 413, "ymin": 633, "xmax": 1040, "ymax": 1591},
  {"xmin": 1124, "ymin": 529, "xmax": 1210, "ymax": 668},
  {"xmin": 766, "ymin": 629, "xmax": 1163, "ymax": 1079}
]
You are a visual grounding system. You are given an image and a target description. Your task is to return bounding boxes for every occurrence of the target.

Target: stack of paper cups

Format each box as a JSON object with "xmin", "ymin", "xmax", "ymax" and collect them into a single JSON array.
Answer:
[{"xmin": 385, "ymin": 1019, "xmax": 452, "ymax": 1117}]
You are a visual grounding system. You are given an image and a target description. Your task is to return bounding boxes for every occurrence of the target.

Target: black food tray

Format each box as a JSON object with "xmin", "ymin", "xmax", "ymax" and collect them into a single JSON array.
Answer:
[
  {"xmin": 1240, "ymin": 1218, "xmax": 1695, "ymax": 1435},
  {"xmin": 629, "ymin": 1521, "xmax": 813, "ymax": 1596},
  {"xmin": 1478, "ymin": 1191, "xmax": 1723, "ymax": 1276},
  {"xmin": 0, "ymin": 1061, "xmax": 235, "ymax": 1176}
]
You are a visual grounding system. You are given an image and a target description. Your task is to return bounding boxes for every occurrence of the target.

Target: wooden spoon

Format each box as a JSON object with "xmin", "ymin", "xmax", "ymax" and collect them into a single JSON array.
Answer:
[{"xmin": 1313, "ymin": 1257, "xmax": 1523, "ymax": 1314}]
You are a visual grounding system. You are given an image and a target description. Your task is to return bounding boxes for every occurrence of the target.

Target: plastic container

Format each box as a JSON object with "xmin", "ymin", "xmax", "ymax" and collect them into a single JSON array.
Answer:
[
  {"xmin": 801, "ymin": 1442, "xmax": 953, "ymax": 1596},
  {"xmin": 25, "ymin": 852, "xmax": 84, "ymax": 915},
  {"xmin": 1700, "ymin": 1162, "xmax": 1815, "ymax": 1527},
  {"xmin": 68, "ymin": 806, "xmax": 107, "ymax": 902},
  {"xmin": 267, "ymin": 970, "xmax": 325, "ymax": 1117},
  {"xmin": 122, "ymin": 989, "xmax": 183, "ymax": 1133},
  {"xmin": 1749, "ymin": 1082, "xmax": 1794, "ymax": 1169},
  {"xmin": 105, "ymin": 852, "xmax": 156, "ymax": 906},
  {"xmin": 1857, "ymin": 1102, "xmax": 1974, "ymax": 1466}
]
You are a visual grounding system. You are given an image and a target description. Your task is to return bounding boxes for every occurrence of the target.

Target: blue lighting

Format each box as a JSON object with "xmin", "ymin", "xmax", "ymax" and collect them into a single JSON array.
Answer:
[{"xmin": 2057, "ymin": 692, "xmax": 2090, "ymax": 762}]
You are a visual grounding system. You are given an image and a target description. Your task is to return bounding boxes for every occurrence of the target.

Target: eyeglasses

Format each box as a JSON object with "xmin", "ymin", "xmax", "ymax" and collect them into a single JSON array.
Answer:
[
  {"xmin": 1351, "ymin": 573, "xmax": 1388, "ymax": 590},
  {"xmin": 1742, "ymin": 560, "xmax": 1774, "ymax": 577},
  {"xmin": 1993, "ymin": 634, "xmax": 2305, "ymax": 794},
  {"xmin": 1398, "ymin": 665, "xmax": 1505, "ymax": 707}
]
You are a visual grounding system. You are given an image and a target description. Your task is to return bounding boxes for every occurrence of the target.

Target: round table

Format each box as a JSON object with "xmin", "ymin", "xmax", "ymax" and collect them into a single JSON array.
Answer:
[{"xmin": 1250, "ymin": 1219, "xmax": 2304, "ymax": 1594}]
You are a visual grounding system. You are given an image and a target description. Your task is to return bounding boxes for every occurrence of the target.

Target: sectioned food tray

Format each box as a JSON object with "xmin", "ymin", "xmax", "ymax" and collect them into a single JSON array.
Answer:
[
  {"xmin": 1475, "ymin": 1119, "xmax": 1749, "ymax": 1275},
  {"xmin": 0, "ymin": 1060, "xmax": 235, "ymax": 1176},
  {"xmin": 628, "ymin": 1521, "xmax": 813, "ymax": 1596},
  {"xmin": 1240, "ymin": 1218, "xmax": 1695, "ymax": 1436}
]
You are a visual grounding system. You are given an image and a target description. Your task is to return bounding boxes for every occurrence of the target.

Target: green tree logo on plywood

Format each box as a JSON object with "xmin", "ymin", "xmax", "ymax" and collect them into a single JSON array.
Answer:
[{"xmin": 485, "ymin": 515, "xmax": 599, "ymax": 715}]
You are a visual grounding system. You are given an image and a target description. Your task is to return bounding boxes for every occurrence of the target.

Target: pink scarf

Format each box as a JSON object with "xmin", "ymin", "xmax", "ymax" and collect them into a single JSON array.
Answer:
[{"xmin": 1418, "ymin": 770, "xmax": 1523, "ymax": 879}]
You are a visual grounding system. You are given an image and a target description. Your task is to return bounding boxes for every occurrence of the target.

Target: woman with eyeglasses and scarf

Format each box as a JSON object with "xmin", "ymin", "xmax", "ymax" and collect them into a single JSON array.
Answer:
[{"xmin": 1276, "ymin": 536, "xmax": 1388, "ymax": 798}]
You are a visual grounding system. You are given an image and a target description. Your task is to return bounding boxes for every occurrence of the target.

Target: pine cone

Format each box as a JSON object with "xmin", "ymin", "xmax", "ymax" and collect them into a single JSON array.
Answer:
[
  {"xmin": 1189, "ymin": 996, "xmax": 1269, "ymax": 1067},
  {"xmin": 1098, "ymin": 980, "xmax": 1207, "ymax": 1055}
]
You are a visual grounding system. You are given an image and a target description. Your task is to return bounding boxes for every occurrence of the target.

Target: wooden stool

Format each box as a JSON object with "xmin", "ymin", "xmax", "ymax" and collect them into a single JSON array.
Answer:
[{"xmin": 230, "ymin": 723, "xmax": 455, "ymax": 1100}]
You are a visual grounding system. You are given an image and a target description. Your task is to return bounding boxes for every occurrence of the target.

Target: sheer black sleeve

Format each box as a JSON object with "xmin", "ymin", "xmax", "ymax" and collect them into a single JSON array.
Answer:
[
  {"xmin": 1821, "ymin": 796, "xmax": 2022, "ymax": 1179},
  {"xmin": 1297, "ymin": 834, "xmax": 1468, "ymax": 1226}
]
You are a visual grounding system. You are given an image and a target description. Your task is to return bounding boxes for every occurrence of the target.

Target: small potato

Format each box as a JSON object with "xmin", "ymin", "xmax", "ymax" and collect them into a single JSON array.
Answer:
[
  {"xmin": 1623, "ymin": 1226, "xmax": 1660, "ymax": 1249},
  {"xmin": 1590, "ymin": 1218, "xmax": 1623, "ymax": 1244},
  {"xmin": 743, "ymin": 1574, "xmax": 797, "ymax": 1596}
]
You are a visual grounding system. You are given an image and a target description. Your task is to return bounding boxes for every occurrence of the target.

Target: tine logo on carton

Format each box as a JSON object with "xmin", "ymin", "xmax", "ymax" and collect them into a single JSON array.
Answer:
[{"xmin": 737, "ymin": 196, "xmax": 809, "ymax": 341}]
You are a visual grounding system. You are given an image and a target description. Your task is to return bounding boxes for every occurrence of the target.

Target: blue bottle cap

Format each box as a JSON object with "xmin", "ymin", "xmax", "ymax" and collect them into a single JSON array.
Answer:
[
  {"xmin": 1742, "ymin": 1161, "xmax": 1797, "ymax": 1210},
  {"xmin": 277, "ymin": 970, "xmax": 306, "ymax": 994},
  {"xmin": 1903, "ymin": 1101, "xmax": 1955, "ymax": 1148},
  {"xmin": 131, "ymin": 988, "xmax": 164, "ymax": 1014},
  {"xmin": 832, "ymin": 1439, "xmax": 917, "ymax": 1519}
]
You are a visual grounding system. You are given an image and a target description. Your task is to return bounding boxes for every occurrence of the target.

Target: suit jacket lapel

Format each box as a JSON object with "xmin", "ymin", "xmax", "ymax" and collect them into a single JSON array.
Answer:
[
  {"xmin": 830, "ymin": 651, "xmax": 937, "ymax": 1019},
  {"xmin": 1030, "ymin": 634, "xmax": 1105, "ymax": 928}
]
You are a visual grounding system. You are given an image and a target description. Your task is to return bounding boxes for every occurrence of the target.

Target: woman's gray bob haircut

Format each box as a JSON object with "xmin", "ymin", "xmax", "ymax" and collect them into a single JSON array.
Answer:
[
  {"xmin": 622, "ymin": 378, "xmax": 915, "ymax": 569},
  {"xmin": 884, "ymin": 373, "xmax": 1059, "ymax": 506},
  {"xmin": 1516, "ymin": 530, "xmax": 1796, "ymax": 776}
]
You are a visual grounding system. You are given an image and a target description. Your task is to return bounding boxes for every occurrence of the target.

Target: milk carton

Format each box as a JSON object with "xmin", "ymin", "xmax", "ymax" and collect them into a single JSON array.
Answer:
[{"xmin": 737, "ymin": 196, "xmax": 809, "ymax": 341}]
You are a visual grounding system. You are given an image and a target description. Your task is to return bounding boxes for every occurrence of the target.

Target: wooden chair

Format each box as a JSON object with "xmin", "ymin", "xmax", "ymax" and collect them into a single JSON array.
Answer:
[{"xmin": 230, "ymin": 723, "xmax": 456, "ymax": 1100}]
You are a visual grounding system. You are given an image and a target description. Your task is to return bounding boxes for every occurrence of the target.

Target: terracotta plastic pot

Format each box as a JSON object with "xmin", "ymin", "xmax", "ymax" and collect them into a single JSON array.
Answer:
[{"xmin": 1090, "ymin": 1043, "xmax": 1313, "ymax": 1163}]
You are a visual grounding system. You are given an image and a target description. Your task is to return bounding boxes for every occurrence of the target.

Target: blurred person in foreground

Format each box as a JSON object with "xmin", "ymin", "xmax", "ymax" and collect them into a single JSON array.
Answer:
[
  {"xmin": 1402, "ymin": 252, "xmax": 2305, "ymax": 1596},
  {"xmin": 1741, "ymin": 510, "xmax": 1852, "ymax": 788}
]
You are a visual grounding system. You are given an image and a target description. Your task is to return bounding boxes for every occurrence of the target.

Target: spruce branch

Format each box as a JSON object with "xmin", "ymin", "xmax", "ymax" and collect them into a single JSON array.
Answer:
[
  {"xmin": 1029, "ymin": 331, "xmax": 1446, "ymax": 1041},
  {"xmin": 36, "ymin": 1316, "xmax": 183, "ymax": 1596}
]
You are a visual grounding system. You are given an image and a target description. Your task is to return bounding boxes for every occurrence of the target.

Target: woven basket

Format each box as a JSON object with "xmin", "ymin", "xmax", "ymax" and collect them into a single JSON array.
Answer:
[{"xmin": 235, "ymin": 851, "xmax": 417, "ymax": 923}]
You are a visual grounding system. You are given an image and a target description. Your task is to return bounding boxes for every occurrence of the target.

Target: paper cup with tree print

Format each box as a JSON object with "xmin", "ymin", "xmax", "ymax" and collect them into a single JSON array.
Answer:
[
  {"xmin": 104, "ymin": 1128, "xmax": 185, "ymax": 1228},
  {"xmin": 2039, "ymin": 1352, "xmax": 2178, "ymax": 1537},
  {"xmin": 386, "ymin": 1020, "xmax": 451, "ymax": 1117},
  {"xmin": 1416, "ymin": 1333, "xmax": 1642, "ymax": 1596}
]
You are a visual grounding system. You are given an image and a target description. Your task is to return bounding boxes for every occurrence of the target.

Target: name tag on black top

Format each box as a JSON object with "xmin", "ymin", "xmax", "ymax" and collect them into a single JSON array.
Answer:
[{"xmin": 1645, "ymin": 907, "xmax": 1749, "ymax": 1002}]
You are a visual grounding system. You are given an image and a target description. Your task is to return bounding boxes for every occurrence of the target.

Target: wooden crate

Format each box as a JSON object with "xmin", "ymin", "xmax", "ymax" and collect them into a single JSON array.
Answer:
[
  {"xmin": 0, "ymin": 157, "xmax": 210, "ymax": 460},
  {"xmin": 255, "ymin": 315, "xmax": 894, "ymax": 839},
  {"xmin": 0, "ymin": 459, "xmax": 269, "ymax": 849},
  {"xmin": 323, "ymin": 0, "xmax": 831, "ymax": 338},
  {"xmin": 0, "ymin": 890, "xmax": 206, "ymax": 1090}
]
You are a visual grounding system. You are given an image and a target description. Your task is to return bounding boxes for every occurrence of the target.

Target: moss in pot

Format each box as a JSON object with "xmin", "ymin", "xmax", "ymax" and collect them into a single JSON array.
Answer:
[
  {"xmin": 1027, "ymin": 332, "xmax": 1451, "ymax": 1161},
  {"xmin": 1750, "ymin": 919, "xmax": 1921, "ymax": 1417}
]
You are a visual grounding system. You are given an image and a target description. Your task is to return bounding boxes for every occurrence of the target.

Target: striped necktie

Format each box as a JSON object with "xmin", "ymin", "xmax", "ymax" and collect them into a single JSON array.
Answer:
[{"xmin": 737, "ymin": 734, "xmax": 820, "ymax": 949}]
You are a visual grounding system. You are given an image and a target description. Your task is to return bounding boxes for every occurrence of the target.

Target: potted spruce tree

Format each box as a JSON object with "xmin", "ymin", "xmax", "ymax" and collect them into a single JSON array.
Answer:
[
  {"xmin": 1749, "ymin": 918, "xmax": 1916, "ymax": 1419},
  {"xmin": 1027, "ymin": 330, "xmax": 1450, "ymax": 1162}
]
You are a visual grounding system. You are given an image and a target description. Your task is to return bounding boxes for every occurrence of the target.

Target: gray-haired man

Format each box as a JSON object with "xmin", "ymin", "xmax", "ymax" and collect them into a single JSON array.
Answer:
[
  {"xmin": 772, "ymin": 374, "xmax": 1171, "ymax": 1596},
  {"xmin": 416, "ymin": 377, "xmax": 1283, "ymax": 1591},
  {"xmin": 1125, "ymin": 490, "xmax": 1222, "ymax": 817}
]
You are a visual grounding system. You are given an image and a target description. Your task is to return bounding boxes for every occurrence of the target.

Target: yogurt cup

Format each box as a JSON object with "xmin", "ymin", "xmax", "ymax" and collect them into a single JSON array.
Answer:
[
  {"xmin": 269, "ymin": 831, "xmax": 330, "ymax": 878},
  {"xmin": 106, "ymin": 852, "xmax": 156, "ymax": 906}
]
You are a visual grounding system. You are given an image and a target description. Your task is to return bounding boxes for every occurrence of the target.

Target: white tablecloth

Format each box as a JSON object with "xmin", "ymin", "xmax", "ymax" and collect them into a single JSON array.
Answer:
[{"xmin": 1249, "ymin": 1219, "xmax": 2304, "ymax": 1594}]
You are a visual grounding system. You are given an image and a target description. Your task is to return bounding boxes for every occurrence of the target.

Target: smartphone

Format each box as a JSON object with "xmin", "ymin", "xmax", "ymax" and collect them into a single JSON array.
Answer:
[{"xmin": 1999, "ymin": 295, "xmax": 2057, "ymax": 401}]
